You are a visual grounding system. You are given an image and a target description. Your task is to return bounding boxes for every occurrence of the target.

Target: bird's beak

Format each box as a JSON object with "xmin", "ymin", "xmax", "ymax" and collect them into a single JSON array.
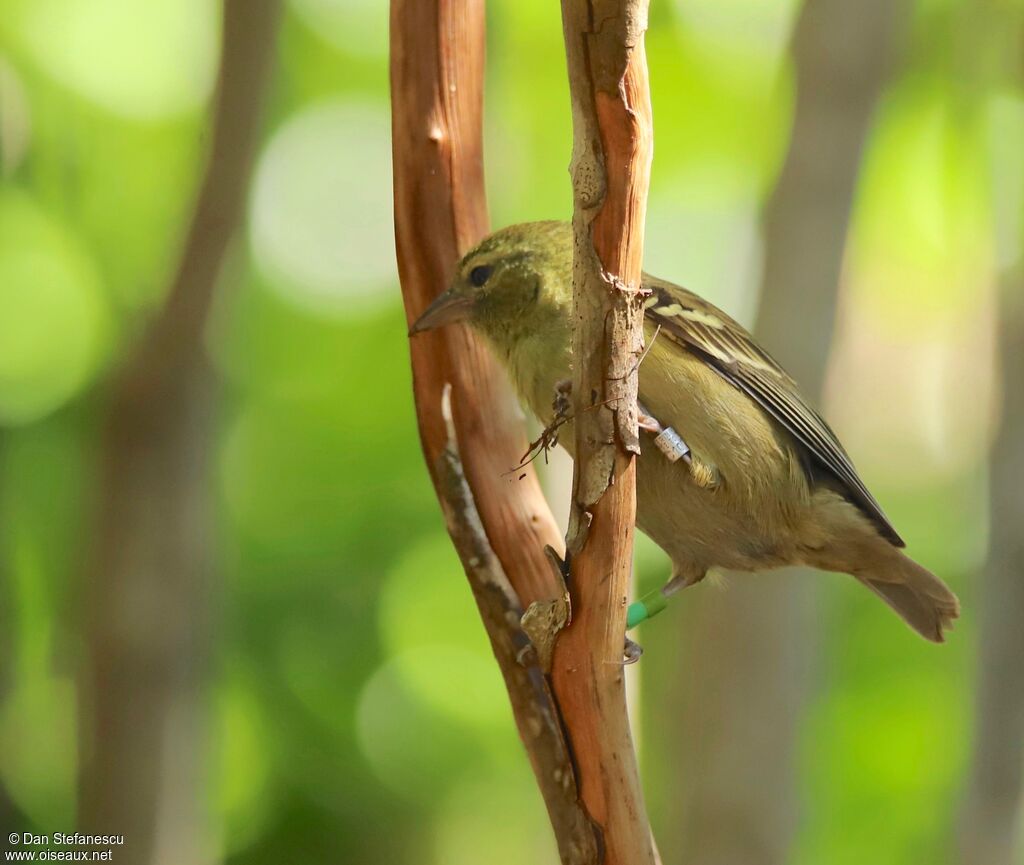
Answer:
[{"xmin": 408, "ymin": 290, "xmax": 474, "ymax": 336}]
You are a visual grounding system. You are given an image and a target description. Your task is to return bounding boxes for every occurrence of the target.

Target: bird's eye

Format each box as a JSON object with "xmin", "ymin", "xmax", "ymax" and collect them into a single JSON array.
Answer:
[{"xmin": 469, "ymin": 265, "xmax": 493, "ymax": 287}]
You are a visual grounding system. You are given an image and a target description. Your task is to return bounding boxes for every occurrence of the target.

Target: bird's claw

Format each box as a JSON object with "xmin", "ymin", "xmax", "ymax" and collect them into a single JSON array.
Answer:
[
  {"xmin": 519, "ymin": 382, "xmax": 573, "ymax": 467},
  {"xmin": 637, "ymin": 401, "xmax": 692, "ymax": 465},
  {"xmin": 552, "ymin": 378, "xmax": 573, "ymax": 419},
  {"xmin": 636, "ymin": 401, "xmax": 726, "ymax": 488},
  {"xmin": 638, "ymin": 411, "xmax": 663, "ymax": 435},
  {"xmin": 623, "ymin": 637, "xmax": 643, "ymax": 665}
]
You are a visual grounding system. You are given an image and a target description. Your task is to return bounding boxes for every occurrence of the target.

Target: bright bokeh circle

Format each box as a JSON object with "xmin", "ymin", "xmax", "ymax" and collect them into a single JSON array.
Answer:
[
  {"xmin": 290, "ymin": 0, "xmax": 387, "ymax": 58},
  {"xmin": 14, "ymin": 0, "xmax": 219, "ymax": 120},
  {"xmin": 249, "ymin": 101, "xmax": 396, "ymax": 316},
  {"xmin": 0, "ymin": 191, "xmax": 108, "ymax": 426}
]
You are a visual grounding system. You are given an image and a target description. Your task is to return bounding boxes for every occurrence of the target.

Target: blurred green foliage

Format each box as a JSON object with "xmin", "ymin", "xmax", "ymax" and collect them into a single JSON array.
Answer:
[{"xmin": 0, "ymin": 0, "xmax": 1021, "ymax": 862}]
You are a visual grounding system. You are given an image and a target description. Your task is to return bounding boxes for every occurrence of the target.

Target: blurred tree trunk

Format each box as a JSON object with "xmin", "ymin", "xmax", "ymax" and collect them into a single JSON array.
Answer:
[
  {"xmin": 956, "ymin": 7, "xmax": 1024, "ymax": 861},
  {"xmin": 76, "ymin": 4, "xmax": 280, "ymax": 864},
  {"xmin": 646, "ymin": 0, "xmax": 906, "ymax": 862},
  {"xmin": 959, "ymin": 276, "xmax": 1024, "ymax": 865}
]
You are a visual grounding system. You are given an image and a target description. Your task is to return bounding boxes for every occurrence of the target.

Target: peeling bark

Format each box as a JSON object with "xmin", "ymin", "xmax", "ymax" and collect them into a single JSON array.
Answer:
[
  {"xmin": 390, "ymin": 1, "xmax": 600, "ymax": 860},
  {"xmin": 554, "ymin": 2, "xmax": 657, "ymax": 863}
]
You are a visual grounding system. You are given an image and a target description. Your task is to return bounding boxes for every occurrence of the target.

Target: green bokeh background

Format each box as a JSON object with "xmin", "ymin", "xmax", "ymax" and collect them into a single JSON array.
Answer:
[{"xmin": 0, "ymin": 0, "xmax": 1020, "ymax": 862}]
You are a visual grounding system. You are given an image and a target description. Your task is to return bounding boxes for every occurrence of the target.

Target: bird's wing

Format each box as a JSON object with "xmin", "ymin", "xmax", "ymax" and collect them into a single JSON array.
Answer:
[{"xmin": 642, "ymin": 275, "xmax": 904, "ymax": 547}]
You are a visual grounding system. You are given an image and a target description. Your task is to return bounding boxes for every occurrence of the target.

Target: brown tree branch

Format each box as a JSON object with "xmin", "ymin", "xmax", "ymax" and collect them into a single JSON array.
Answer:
[
  {"xmin": 77, "ymin": 2, "xmax": 281, "ymax": 862},
  {"xmin": 389, "ymin": 1, "xmax": 600, "ymax": 861},
  {"xmin": 390, "ymin": 0, "xmax": 564, "ymax": 611},
  {"xmin": 435, "ymin": 386, "xmax": 598, "ymax": 862},
  {"xmin": 554, "ymin": 2, "xmax": 657, "ymax": 863}
]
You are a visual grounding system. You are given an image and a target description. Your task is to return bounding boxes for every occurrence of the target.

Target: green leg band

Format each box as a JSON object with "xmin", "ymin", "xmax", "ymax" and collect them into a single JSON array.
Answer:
[{"xmin": 626, "ymin": 589, "xmax": 669, "ymax": 629}]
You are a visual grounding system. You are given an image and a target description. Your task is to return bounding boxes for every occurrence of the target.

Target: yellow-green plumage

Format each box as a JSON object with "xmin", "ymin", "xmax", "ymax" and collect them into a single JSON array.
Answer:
[{"xmin": 411, "ymin": 221, "xmax": 960, "ymax": 642}]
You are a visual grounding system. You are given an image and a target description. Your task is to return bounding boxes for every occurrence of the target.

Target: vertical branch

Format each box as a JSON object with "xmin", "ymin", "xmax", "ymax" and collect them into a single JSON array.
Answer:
[
  {"xmin": 958, "ymin": 9, "xmax": 1024, "ymax": 865},
  {"xmin": 960, "ymin": 277, "xmax": 1024, "ymax": 865},
  {"xmin": 390, "ymin": 0, "xmax": 563, "ymax": 611},
  {"xmin": 757, "ymin": 0, "xmax": 907, "ymax": 371},
  {"xmin": 77, "ymin": 2, "xmax": 281, "ymax": 862},
  {"xmin": 434, "ymin": 388, "xmax": 598, "ymax": 863},
  {"xmin": 555, "ymin": 2, "xmax": 656, "ymax": 863},
  {"xmin": 390, "ymin": 2, "xmax": 600, "ymax": 861}
]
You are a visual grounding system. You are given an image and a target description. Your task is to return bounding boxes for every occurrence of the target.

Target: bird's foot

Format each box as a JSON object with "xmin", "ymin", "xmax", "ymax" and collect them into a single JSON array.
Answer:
[
  {"xmin": 552, "ymin": 378, "xmax": 572, "ymax": 419},
  {"xmin": 663, "ymin": 566, "xmax": 708, "ymax": 596},
  {"xmin": 637, "ymin": 401, "xmax": 723, "ymax": 489},
  {"xmin": 637, "ymin": 408, "xmax": 662, "ymax": 435},
  {"xmin": 627, "ymin": 564, "xmax": 709, "ymax": 628},
  {"xmin": 626, "ymin": 588, "xmax": 669, "ymax": 629},
  {"xmin": 637, "ymin": 400, "xmax": 690, "ymax": 463},
  {"xmin": 622, "ymin": 637, "xmax": 643, "ymax": 665},
  {"xmin": 518, "ymin": 382, "xmax": 574, "ymax": 467}
]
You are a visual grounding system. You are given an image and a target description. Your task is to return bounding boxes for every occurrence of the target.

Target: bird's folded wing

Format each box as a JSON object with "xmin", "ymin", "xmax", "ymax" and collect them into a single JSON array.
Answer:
[{"xmin": 642, "ymin": 275, "xmax": 905, "ymax": 547}]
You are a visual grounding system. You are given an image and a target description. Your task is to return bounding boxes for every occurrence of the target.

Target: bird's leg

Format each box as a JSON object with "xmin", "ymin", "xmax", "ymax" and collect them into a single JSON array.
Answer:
[
  {"xmin": 549, "ymin": 393, "xmax": 710, "ymax": 655},
  {"xmin": 637, "ymin": 399, "xmax": 690, "ymax": 463},
  {"xmin": 663, "ymin": 563, "xmax": 709, "ymax": 595},
  {"xmin": 552, "ymin": 377, "xmax": 572, "ymax": 420},
  {"xmin": 550, "ymin": 380, "xmax": 646, "ymax": 665},
  {"xmin": 636, "ymin": 400, "xmax": 720, "ymax": 490},
  {"xmin": 626, "ymin": 587, "xmax": 668, "ymax": 630},
  {"xmin": 626, "ymin": 563, "xmax": 708, "ymax": 630},
  {"xmin": 622, "ymin": 638, "xmax": 643, "ymax": 665}
]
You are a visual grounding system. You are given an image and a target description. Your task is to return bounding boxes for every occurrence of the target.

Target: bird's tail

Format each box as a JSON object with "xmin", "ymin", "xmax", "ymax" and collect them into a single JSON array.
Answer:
[{"xmin": 855, "ymin": 553, "xmax": 960, "ymax": 642}]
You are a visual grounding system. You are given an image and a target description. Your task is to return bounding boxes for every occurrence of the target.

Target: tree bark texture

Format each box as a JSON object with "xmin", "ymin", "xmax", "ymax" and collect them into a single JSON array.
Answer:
[
  {"xmin": 651, "ymin": 0, "xmax": 907, "ymax": 862},
  {"xmin": 554, "ymin": 2, "xmax": 657, "ymax": 863},
  {"xmin": 390, "ymin": 2, "xmax": 601, "ymax": 861},
  {"xmin": 391, "ymin": 0, "xmax": 563, "ymax": 612},
  {"xmin": 76, "ymin": 3, "xmax": 281, "ymax": 863}
]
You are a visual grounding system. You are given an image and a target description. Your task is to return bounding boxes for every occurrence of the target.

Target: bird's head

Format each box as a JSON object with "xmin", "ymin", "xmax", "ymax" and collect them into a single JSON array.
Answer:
[{"xmin": 409, "ymin": 220, "xmax": 572, "ymax": 349}]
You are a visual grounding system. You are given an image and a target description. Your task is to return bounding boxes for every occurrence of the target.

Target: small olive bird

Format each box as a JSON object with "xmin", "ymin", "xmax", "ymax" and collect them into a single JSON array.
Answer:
[{"xmin": 410, "ymin": 221, "xmax": 959, "ymax": 642}]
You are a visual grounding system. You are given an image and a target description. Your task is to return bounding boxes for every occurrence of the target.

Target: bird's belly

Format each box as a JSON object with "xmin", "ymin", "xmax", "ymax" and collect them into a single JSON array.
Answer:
[
  {"xmin": 549, "ymin": 419, "xmax": 808, "ymax": 576},
  {"xmin": 634, "ymin": 444, "xmax": 798, "ymax": 575},
  {"xmin": 511, "ymin": 338, "xmax": 813, "ymax": 574},
  {"xmin": 634, "ymin": 347, "xmax": 812, "ymax": 571}
]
